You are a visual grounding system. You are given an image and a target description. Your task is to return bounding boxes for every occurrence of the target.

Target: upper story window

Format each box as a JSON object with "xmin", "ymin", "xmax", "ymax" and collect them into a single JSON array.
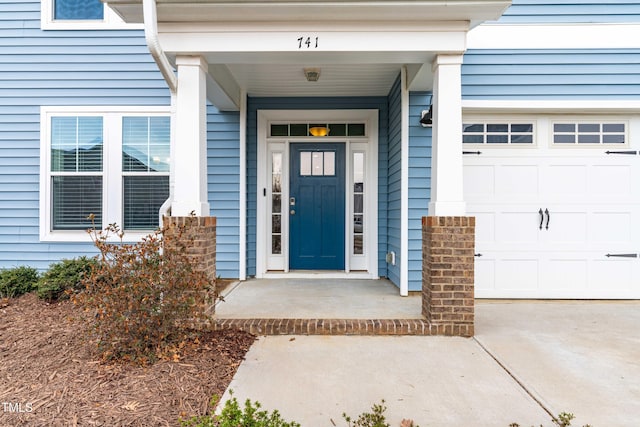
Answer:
[
  {"xmin": 41, "ymin": 0, "xmax": 142, "ymax": 30},
  {"xmin": 463, "ymin": 122, "xmax": 534, "ymax": 145},
  {"xmin": 55, "ymin": 0, "xmax": 103, "ymax": 20},
  {"xmin": 40, "ymin": 107, "xmax": 171, "ymax": 242},
  {"xmin": 553, "ymin": 122, "xmax": 626, "ymax": 145}
]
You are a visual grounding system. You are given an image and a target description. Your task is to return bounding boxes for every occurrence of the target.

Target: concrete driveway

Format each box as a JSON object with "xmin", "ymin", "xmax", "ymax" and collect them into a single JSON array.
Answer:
[
  {"xmin": 220, "ymin": 301, "xmax": 640, "ymax": 426},
  {"xmin": 475, "ymin": 301, "xmax": 640, "ymax": 427}
]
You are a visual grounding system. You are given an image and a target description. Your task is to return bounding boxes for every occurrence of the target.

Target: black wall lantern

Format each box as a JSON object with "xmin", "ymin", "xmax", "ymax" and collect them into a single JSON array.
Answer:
[{"xmin": 420, "ymin": 105, "xmax": 433, "ymax": 127}]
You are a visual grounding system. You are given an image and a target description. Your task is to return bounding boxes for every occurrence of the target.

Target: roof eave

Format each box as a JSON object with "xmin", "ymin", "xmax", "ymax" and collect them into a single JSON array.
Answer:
[{"xmin": 107, "ymin": 0, "xmax": 511, "ymax": 27}]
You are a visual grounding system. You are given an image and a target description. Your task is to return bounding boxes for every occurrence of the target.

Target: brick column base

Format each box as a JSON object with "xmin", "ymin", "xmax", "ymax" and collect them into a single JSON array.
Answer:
[
  {"xmin": 163, "ymin": 216, "xmax": 217, "ymax": 315},
  {"xmin": 422, "ymin": 216, "xmax": 475, "ymax": 337}
]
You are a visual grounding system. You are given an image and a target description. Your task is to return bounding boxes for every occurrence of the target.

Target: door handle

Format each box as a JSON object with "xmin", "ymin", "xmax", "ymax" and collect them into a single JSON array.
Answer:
[
  {"xmin": 539, "ymin": 208, "xmax": 544, "ymax": 230},
  {"xmin": 545, "ymin": 208, "xmax": 550, "ymax": 230}
]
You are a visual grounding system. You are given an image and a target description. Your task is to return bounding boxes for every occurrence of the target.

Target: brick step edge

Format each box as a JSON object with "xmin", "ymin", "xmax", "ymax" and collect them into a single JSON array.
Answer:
[{"xmin": 211, "ymin": 318, "xmax": 473, "ymax": 337}]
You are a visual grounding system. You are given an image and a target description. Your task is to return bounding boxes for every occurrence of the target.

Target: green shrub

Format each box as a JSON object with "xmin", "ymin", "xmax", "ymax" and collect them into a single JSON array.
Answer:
[
  {"xmin": 37, "ymin": 257, "xmax": 97, "ymax": 302},
  {"xmin": 180, "ymin": 394, "xmax": 300, "ymax": 427},
  {"xmin": 73, "ymin": 220, "xmax": 217, "ymax": 365},
  {"xmin": 509, "ymin": 412, "xmax": 592, "ymax": 427},
  {"xmin": 0, "ymin": 266, "xmax": 40, "ymax": 298},
  {"xmin": 343, "ymin": 400, "xmax": 409, "ymax": 427}
]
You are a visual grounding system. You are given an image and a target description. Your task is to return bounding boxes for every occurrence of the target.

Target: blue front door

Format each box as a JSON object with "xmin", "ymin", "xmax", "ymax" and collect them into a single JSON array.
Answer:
[{"xmin": 289, "ymin": 143, "xmax": 345, "ymax": 270}]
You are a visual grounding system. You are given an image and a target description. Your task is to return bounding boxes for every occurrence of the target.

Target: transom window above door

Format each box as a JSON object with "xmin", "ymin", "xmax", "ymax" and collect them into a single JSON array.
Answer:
[{"xmin": 269, "ymin": 123, "xmax": 366, "ymax": 137}]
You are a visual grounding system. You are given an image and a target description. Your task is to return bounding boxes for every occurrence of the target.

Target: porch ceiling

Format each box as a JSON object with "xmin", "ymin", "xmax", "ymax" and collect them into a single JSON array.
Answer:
[
  {"xmin": 161, "ymin": 46, "xmax": 440, "ymax": 99},
  {"xmin": 228, "ymin": 63, "xmax": 402, "ymax": 97}
]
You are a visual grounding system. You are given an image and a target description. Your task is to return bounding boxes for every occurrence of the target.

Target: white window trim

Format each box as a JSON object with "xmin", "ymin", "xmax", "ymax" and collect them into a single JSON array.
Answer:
[
  {"xmin": 462, "ymin": 99, "xmax": 640, "ymax": 114},
  {"xmin": 41, "ymin": 0, "xmax": 143, "ymax": 30},
  {"xmin": 40, "ymin": 106, "xmax": 171, "ymax": 243},
  {"xmin": 462, "ymin": 113, "xmax": 635, "ymax": 153},
  {"xmin": 468, "ymin": 23, "xmax": 640, "ymax": 50}
]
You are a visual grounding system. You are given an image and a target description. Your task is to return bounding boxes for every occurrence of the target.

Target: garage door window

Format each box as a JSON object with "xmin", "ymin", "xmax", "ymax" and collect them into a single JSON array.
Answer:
[
  {"xmin": 463, "ymin": 123, "xmax": 534, "ymax": 145},
  {"xmin": 553, "ymin": 122, "xmax": 626, "ymax": 145}
]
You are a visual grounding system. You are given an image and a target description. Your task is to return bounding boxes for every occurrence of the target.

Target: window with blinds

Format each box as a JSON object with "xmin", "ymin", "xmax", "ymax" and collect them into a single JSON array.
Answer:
[
  {"xmin": 43, "ymin": 110, "xmax": 171, "ymax": 239},
  {"xmin": 122, "ymin": 117, "xmax": 170, "ymax": 230},
  {"xmin": 50, "ymin": 116, "xmax": 103, "ymax": 230}
]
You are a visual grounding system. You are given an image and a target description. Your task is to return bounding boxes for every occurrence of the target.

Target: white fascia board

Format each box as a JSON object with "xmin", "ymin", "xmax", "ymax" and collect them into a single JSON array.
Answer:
[
  {"xmin": 160, "ymin": 21, "xmax": 470, "ymax": 32},
  {"xmin": 462, "ymin": 100, "xmax": 640, "ymax": 114},
  {"xmin": 468, "ymin": 24, "xmax": 640, "ymax": 50},
  {"xmin": 158, "ymin": 28, "xmax": 467, "ymax": 56}
]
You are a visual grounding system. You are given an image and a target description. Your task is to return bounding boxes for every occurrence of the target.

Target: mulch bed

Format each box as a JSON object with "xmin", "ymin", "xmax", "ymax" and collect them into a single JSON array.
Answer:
[{"xmin": 0, "ymin": 293, "xmax": 255, "ymax": 427}]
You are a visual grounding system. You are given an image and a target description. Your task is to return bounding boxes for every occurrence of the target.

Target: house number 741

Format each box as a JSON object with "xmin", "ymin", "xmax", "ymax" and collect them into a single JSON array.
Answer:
[{"xmin": 297, "ymin": 36, "xmax": 319, "ymax": 49}]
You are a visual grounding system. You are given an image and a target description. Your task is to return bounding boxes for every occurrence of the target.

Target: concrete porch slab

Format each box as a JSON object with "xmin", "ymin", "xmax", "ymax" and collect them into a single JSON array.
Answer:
[
  {"xmin": 215, "ymin": 278, "xmax": 423, "ymax": 319},
  {"xmin": 211, "ymin": 278, "xmax": 441, "ymax": 336}
]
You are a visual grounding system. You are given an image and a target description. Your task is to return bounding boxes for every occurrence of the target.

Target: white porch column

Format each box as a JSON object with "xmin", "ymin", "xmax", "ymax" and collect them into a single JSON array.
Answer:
[
  {"xmin": 428, "ymin": 54, "xmax": 466, "ymax": 216},
  {"xmin": 172, "ymin": 55, "xmax": 210, "ymax": 216}
]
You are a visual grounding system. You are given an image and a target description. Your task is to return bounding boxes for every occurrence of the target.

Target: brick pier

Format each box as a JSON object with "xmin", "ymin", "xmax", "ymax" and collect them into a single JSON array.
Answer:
[
  {"xmin": 422, "ymin": 216, "xmax": 475, "ymax": 337},
  {"xmin": 163, "ymin": 216, "xmax": 217, "ymax": 314}
]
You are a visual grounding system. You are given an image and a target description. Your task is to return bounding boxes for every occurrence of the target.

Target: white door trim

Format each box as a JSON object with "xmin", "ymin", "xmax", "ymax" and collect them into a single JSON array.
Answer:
[{"xmin": 256, "ymin": 109, "xmax": 379, "ymax": 279}]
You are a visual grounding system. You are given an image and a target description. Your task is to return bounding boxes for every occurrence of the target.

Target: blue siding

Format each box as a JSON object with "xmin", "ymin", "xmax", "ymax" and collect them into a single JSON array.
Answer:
[
  {"xmin": 207, "ymin": 105, "xmax": 241, "ymax": 278},
  {"xmin": 247, "ymin": 97, "xmax": 389, "ymax": 278},
  {"xmin": 463, "ymin": 49, "xmax": 640, "ymax": 100},
  {"xmin": 408, "ymin": 92, "xmax": 432, "ymax": 292},
  {"xmin": 386, "ymin": 77, "xmax": 402, "ymax": 287},
  {"xmin": 0, "ymin": 0, "xmax": 170, "ymax": 270},
  {"xmin": 497, "ymin": 1, "xmax": 640, "ymax": 23}
]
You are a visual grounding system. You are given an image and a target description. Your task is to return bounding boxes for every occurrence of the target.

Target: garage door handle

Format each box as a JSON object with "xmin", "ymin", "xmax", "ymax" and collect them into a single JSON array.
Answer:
[
  {"xmin": 539, "ymin": 208, "xmax": 544, "ymax": 230},
  {"xmin": 538, "ymin": 209, "xmax": 543, "ymax": 229},
  {"xmin": 545, "ymin": 208, "xmax": 550, "ymax": 230},
  {"xmin": 606, "ymin": 253, "xmax": 638, "ymax": 258}
]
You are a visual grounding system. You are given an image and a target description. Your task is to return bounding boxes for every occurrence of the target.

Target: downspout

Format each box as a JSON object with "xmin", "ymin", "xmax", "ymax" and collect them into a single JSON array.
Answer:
[
  {"xmin": 143, "ymin": 0, "xmax": 177, "ymax": 93},
  {"xmin": 143, "ymin": 0, "xmax": 178, "ymax": 222}
]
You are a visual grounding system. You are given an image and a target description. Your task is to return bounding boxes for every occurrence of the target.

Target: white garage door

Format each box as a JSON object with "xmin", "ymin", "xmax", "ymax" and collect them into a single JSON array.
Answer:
[{"xmin": 464, "ymin": 117, "xmax": 640, "ymax": 299}]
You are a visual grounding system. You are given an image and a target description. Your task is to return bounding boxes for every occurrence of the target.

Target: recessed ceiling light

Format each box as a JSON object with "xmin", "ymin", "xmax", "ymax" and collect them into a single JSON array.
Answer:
[{"xmin": 303, "ymin": 68, "xmax": 321, "ymax": 82}]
